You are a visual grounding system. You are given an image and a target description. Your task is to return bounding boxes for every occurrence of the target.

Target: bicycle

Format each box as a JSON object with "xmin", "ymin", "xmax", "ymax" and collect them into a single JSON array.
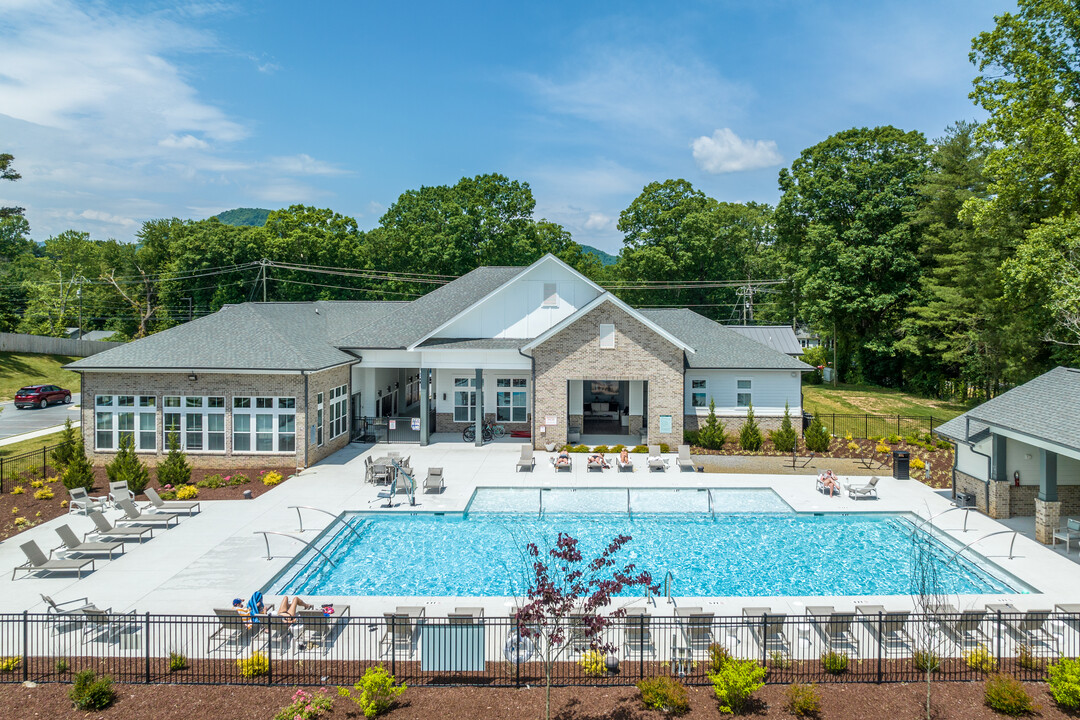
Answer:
[{"xmin": 462, "ymin": 424, "xmax": 494, "ymax": 443}]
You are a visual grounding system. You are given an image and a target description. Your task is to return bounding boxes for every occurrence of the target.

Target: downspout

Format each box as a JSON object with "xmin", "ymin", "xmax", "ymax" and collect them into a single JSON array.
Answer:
[
  {"xmin": 302, "ymin": 370, "xmax": 309, "ymax": 470},
  {"xmin": 519, "ymin": 347, "xmax": 535, "ymax": 448}
]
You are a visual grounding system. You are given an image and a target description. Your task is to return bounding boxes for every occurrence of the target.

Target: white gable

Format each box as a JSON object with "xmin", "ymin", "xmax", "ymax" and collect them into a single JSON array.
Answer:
[{"xmin": 432, "ymin": 256, "xmax": 603, "ymax": 340}]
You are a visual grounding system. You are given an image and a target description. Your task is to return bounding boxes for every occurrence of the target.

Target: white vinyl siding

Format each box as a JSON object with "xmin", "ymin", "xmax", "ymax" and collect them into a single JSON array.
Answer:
[{"xmin": 683, "ymin": 371, "xmax": 802, "ymax": 417}]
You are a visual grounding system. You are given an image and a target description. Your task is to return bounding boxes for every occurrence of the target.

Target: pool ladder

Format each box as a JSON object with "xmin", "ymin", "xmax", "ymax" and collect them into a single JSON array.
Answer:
[
  {"xmin": 289, "ymin": 505, "xmax": 364, "ymax": 538},
  {"xmin": 254, "ymin": 530, "xmax": 336, "ymax": 566}
]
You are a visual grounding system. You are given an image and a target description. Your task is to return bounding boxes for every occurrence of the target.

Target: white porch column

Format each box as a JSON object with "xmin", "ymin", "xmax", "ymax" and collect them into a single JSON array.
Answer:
[
  {"xmin": 419, "ymin": 368, "xmax": 429, "ymax": 446},
  {"xmin": 474, "ymin": 368, "xmax": 484, "ymax": 447}
]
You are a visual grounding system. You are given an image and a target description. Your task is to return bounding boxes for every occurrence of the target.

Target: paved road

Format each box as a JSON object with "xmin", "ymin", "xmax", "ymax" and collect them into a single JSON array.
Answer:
[{"xmin": 0, "ymin": 393, "xmax": 81, "ymax": 441}]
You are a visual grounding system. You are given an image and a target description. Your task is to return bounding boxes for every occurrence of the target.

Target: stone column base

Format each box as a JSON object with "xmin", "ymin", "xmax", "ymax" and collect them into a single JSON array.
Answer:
[{"xmin": 1035, "ymin": 498, "xmax": 1062, "ymax": 544}]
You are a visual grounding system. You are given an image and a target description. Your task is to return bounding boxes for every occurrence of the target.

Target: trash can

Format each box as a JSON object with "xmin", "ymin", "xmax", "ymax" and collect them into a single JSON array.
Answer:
[
  {"xmin": 802, "ymin": 412, "xmax": 813, "ymax": 432},
  {"xmin": 892, "ymin": 450, "xmax": 910, "ymax": 480}
]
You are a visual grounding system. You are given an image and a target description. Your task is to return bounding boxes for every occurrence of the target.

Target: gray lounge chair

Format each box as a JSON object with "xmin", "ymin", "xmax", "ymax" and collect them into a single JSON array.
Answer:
[
  {"xmin": 68, "ymin": 487, "xmax": 108, "ymax": 515},
  {"xmin": 80, "ymin": 607, "xmax": 139, "ymax": 645},
  {"xmin": 208, "ymin": 608, "xmax": 258, "ymax": 654},
  {"xmin": 13, "ymin": 540, "xmax": 94, "ymax": 580},
  {"xmin": 944, "ymin": 609, "xmax": 989, "ymax": 648},
  {"xmin": 616, "ymin": 454, "xmax": 633, "ymax": 472},
  {"xmin": 144, "ymin": 487, "xmax": 201, "ymax": 515},
  {"xmin": 845, "ymin": 476, "xmax": 879, "ymax": 499},
  {"xmin": 623, "ymin": 611, "xmax": 656, "ymax": 659},
  {"xmin": 449, "ymin": 607, "xmax": 484, "ymax": 624},
  {"xmin": 54, "ymin": 524, "xmax": 124, "ymax": 559},
  {"xmin": 676, "ymin": 445, "xmax": 696, "ymax": 471},
  {"xmin": 743, "ymin": 607, "xmax": 791, "ymax": 656},
  {"xmin": 676, "ymin": 607, "xmax": 714, "ymax": 655},
  {"xmin": 551, "ymin": 454, "xmax": 572, "ymax": 472},
  {"xmin": 516, "ymin": 445, "xmax": 535, "ymax": 472},
  {"xmin": 85, "ymin": 510, "xmax": 154, "ymax": 543},
  {"xmin": 587, "ymin": 455, "xmax": 608, "ymax": 472},
  {"xmin": 297, "ymin": 605, "xmax": 352, "ymax": 654},
  {"xmin": 381, "ymin": 606, "xmax": 424, "ymax": 659},
  {"xmin": 647, "ymin": 445, "xmax": 667, "ymax": 472},
  {"xmin": 107, "ymin": 481, "xmax": 134, "ymax": 508},
  {"xmin": 1009, "ymin": 610, "xmax": 1057, "ymax": 653},
  {"xmin": 41, "ymin": 594, "xmax": 108, "ymax": 634},
  {"xmin": 116, "ymin": 498, "xmax": 179, "ymax": 527},
  {"xmin": 424, "ymin": 467, "xmax": 444, "ymax": 493}
]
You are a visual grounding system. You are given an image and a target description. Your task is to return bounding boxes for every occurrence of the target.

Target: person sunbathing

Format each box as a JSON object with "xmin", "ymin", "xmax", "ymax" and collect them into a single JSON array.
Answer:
[
  {"xmin": 620, "ymin": 447, "xmax": 630, "ymax": 466},
  {"xmin": 270, "ymin": 595, "xmax": 313, "ymax": 620},
  {"xmin": 589, "ymin": 453, "xmax": 610, "ymax": 468},
  {"xmin": 821, "ymin": 470, "xmax": 839, "ymax": 497},
  {"xmin": 555, "ymin": 449, "xmax": 571, "ymax": 466}
]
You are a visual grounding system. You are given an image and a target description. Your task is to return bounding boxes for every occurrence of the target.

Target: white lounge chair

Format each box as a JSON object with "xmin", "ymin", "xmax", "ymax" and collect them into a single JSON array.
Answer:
[
  {"xmin": 424, "ymin": 467, "xmax": 444, "ymax": 494},
  {"xmin": 516, "ymin": 445, "xmax": 535, "ymax": 472},
  {"xmin": 743, "ymin": 607, "xmax": 791, "ymax": 656},
  {"xmin": 616, "ymin": 454, "xmax": 634, "ymax": 472},
  {"xmin": 676, "ymin": 445, "xmax": 696, "ymax": 471},
  {"xmin": 107, "ymin": 481, "xmax": 134, "ymax": 507},
  {"xmin": 68, "ymin": 487, "xmax": 108, "ymax": 515},
  {"xmin": 54, "ymin": 524, "xmax": 124, "ymax": 559},
  {"xmin": 1053, "ymin": 519, "xmax": 1080, "ymax": 553},
  {"xmin": 13, "ymin": 540, "xmax": 94, "ymax": 580},
  {"xmin": 144, "ymin": 487, "xmax": 201, "ymax": 515},
  {"xmin": 551, "ymin": 454, "xmax": 572, "ymax": 472},
  {"xmin": 116, "ymin": 498, "xmax": 180, "ymax": 527},
  {"xmin": 381, "ymin": 606, "xmax": 424, "ymax": 659},
  {"xmin": 845, "ymin": 476, "xmax": 880, "ymax": 499},
  {"xmin": 623, "ymin": 611, "xmax": 656, "ymax": 659},
  {"xmin": 85, "ymin": 511, "xmax": 154, "ymax": 543},
  {"xmin": 647, "ymin": 445, "xmax": 667, "ymax": 472}
]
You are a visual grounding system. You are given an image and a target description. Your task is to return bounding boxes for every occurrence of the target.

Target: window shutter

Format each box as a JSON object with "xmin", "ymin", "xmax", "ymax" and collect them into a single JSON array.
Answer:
[{"xmin": 599, "ymin": 323, "xmax": 615, "ymax": 349}]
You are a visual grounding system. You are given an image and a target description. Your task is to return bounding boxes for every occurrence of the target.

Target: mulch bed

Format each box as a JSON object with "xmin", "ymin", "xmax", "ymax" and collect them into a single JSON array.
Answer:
[
  {"xmin": 0, "ymin": 466, "xmax": 295, "ymax": 542},
  {"xmin": 0, "ymin": 679, "xmax": 1073, "ymax": 719}
]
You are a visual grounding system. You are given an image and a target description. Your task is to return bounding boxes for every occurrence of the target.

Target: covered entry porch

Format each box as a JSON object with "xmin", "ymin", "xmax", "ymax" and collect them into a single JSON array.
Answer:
[{"xmin": 567, "ymin": 379, "xmax": 647, "ymax": 446}]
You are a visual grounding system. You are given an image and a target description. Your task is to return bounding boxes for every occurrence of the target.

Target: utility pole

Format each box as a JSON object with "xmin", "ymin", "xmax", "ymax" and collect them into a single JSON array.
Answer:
[
  {"xmin": 261, "ymin": 258, "xmax": 269, "ymax": 302},
  {"xmin": 77, "ymin": 279, "xmax": 83, "ymax": 339},
  {"xmin": 184, "ymin": 296, "xmax": 192, "ymax": 323},
  {"xmin": 832, "ymin": 321, "xmax": 838, "ymax": 387}
]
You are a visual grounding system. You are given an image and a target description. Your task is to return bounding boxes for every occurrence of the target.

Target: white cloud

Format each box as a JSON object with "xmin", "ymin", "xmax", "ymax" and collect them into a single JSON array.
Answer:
[
  {"xmin": 267, "ymin": 154, "xmax": 351, "ymax": 176},
  {"xmin": 78, "ymin": 209, "xmax": 138, "ymax": 227},
  {"xmin": 583, "ymin": 212, "xmax": 613, "ymax": 231},
  {"xmin": 159, "ymin": 134, "xmax": 210, "ymax": 150},
  {"xmin": 691, "ymin": 128, "xmax": 782, "ymax": 174}
]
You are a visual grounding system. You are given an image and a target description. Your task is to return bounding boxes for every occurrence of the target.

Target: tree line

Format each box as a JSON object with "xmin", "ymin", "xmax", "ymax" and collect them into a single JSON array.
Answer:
[{"xmin": 1, "ymin": 1, "xmax": 1077, "ymax": 403}]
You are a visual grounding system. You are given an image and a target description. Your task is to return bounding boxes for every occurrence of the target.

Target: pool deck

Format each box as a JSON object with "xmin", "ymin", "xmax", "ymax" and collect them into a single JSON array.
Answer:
[{"xmin": 2, "ymin": 442, "xmax": 1079, "ymax": 618}]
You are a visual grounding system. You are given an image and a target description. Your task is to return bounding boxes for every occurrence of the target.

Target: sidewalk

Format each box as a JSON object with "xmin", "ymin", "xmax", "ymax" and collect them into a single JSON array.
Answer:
[{"xmin": 0, "ymin": 422, "xmax": 78, "ymax": 448}]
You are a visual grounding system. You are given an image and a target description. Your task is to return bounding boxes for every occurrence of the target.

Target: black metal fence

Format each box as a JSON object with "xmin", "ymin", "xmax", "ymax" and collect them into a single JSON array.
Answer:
[
  {"xmin": 0, "ymin": 441, "xmax": 73, "ymax": 493},
  {"xmin": 812, "ymin": 414, "xmax": 939, "ymax": 440},
  {"xmin": 0, "ymin": 610, "xmax": 1074, "ymax": 687},
  {"xmin": 352, "ymin": 415, "xmax": 433, "ymax": 444}
]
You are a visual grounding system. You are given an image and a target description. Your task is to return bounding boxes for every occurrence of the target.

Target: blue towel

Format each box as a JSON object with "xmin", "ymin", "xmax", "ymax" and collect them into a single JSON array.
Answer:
[{"xmin": 247, "ymin": 591, "xmax": 264, "ymax": 623}]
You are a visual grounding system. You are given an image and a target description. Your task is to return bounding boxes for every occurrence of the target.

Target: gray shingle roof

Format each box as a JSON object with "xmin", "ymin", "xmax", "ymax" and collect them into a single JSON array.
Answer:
[
  {"xmin": 934, "ymin": 367, "xmax": 1080, "ymax": 450},
  {"xmin": 334, "ymin": 266, "xmax": 524, "ymax": 349},
  {"xmin": 727, "ymin": 325, "xmax": 803, "ymax": 356},
  {"xmin": 639, "ymin": 309, "xmax": 812, "ymax": 370},
  {"xmin": 67, "ymin": 301, "xmax": 403, "ymax": 372},
  {"xmin": 416, "ymin": 338, "xmax": 526, "ymax": 350}
]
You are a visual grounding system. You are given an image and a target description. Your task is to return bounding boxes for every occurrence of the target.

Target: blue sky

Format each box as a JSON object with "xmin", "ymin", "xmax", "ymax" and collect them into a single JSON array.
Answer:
[{"xmin": 0, "ymin": 0, "xmax": 1015, "ymax": 253}]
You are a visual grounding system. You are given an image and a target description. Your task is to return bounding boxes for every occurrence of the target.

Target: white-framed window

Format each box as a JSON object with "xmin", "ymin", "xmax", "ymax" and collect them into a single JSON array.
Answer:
[
  {"xmin": 736, "ymin": 379, "xmax": 752, "ymax": 408},
  {"xmin": 95, "ymin": 395, "xmax": 156, "ymax": 452},
  {"xmin": 328, "ymin": 384, "xmax": 348, "ymax": 439},
  {"xmin": 233, "ymin": 396, "xmax": 295, "ymax": 453},
  {"xmin": 599, "ymin": 323, "xmax": 615, "ymax": 349},
  {"xmin": 453, "ymin": 377, "xmax": 477, "ymax": 423},
  {"xmin": 316, "ymin": 392, "xmax": 324, "ymax": 447},
  {"xmin": 690, "ymin": 379, "xmax": 708, "ymax": 408},
  {"xmin": 496, "ymin": 378, "xmax": 527, "ymax": 423},
  {"xmin": 542, "ymin": 282, "xmax": 558, "ymax": 307},
  {"xmin": 162, "ymin": 395, "xmax": 225, "ymax": 452}
]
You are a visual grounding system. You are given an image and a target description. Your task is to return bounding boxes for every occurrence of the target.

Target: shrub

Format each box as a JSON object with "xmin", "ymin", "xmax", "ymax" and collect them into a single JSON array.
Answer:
[
  {"xmin": 237, "ymin": 651, "xmax": 269, "ymax": 677},
  {"xmin": 886, "ymin": 434, "xmax": 901, "ymax": 444},
  {"xmin": 13, "ymin": 517, "xmax": 27, "ymax": 527},
  {"xmin": 105, "ymin": 434, "xmax": 150, "ymax": 494},
  {"xmin": 30, "ymin": 480, "xmax": 43, "ymax": 489},
  {"xmin": 785, "ymin": 683, "xmax": 821, "ymax": 718},
  {"xmin": 157, "ymin": 433, "xmax": 191, "ymax": 487},
  {"xmin": 175, "ymin": 485, "xmax": 198, "ymax": 500},
  {"xmin": 338, "ymin": 666, "xmax": 406, "ymax": 718},
  {"xmin": 10, "ymin": 486, "xmax": 23, "ymax": 495},
  {"xmin": 34, "ymin": 487, "xmax": 54, "ymax": 500},
  {"xmin": 579, "ymin": 649, "xmax": 606, "ymax": 677},
  {"xmin": 964, "ymin": 643, "xmax": 997, "ymax": 673},
  {"xmin": 738, "ymin": 403, "xmax": 763, "ymax": 451},
  {"xmin": 913, "ymin": 649, "xmax": 940, "ymax": 672},
  {"xmin": 55, "ymin": 659, "xmax": 69, "ymax": 674},
  {"xmin": 708, "ymin": 658, "xmax": 766, "ymax": 715},
  {"xmin": 69, "ymin": 670, "xmax": 114, "ymax": 711},
  {"xmin": 261, "ymin": 471, "xmax": 283, "ymax": 486},
  {"xmin": 60, "ymin": 438, "xmax": 95, "ymax": 491},
  {"xmin": 610, "ymin": 444, "xmax": 626, "ymax": 453},
  {"xmin": 1047, "ymin": 657, "xmax": 1080, "ymax": 710},
  {"xmin": 708, "ymin": 642, "xmax": 731, "ymax": 673},
  {"xmin": 637, "ymin": 675, "xmax": 690, "ymax": 715},
  {"xmin": 659, "ymin": 443, "xmax": 670, "ymax": 452},
  {"xmin": 1017, "ymin": 643, "xmax": 1040, "ymax": 671},
  {"xmin": 168, "ymin": 651, "xmax": 188, "ymax": 672},
  {"xmin": 875, "ymin": 441, "xmax": 890, "ymax": 453},
  {"xmin": 197, "ymin": 473, "xmax": 224, "ymax": 489},
  {"xmin": 273, "ymin": 688, "xmax": 334, "ymax": 720},
  {"xmin": 231, "ymin": 473, "xmax": 250, "ymax": 485},
  {"xmin": 590, "ymin": 445, "xmax": 610, "ymax": 454},
  {"xmin": 822, "ymin": 650, "xmax": 849, "ymax": 675},
  {"xmin": 911, "ymin": 457, "xmax": 926, "ymax": 471},
  {"xmin": 684, "ymin": 429, "xmax": 701, "ymax": 446},
  {"xmin": 984, "ymin": 673, "xmax": 1038, "ymax": 716},
  {"xmin": 50, "ymin": 419, "xmax": 80, "ymax": 471},
  {"xmin": 768, "ymin": 650, "xmax": 792, "ymax": 669},
  {"xmin": 846, "ymin": 441, "xmax": 859, "ymax": 451},
  {"xmin": 804, "ymin": 416, "xmax": 831, "ymax": 453},
  {"xmin": 768, "ymin": 402, "xmax": 798, "ymax": 453},
  {"xmin": 160, "ymin": 491, "xmax": 177, "ymax": 500},
  {"xmin": 0, "ymin": 657, "xmax": 20, "ymax": 672},
  {"xmin": 698, "ymin": 399, "xmax": 728, "ymax": 450}
]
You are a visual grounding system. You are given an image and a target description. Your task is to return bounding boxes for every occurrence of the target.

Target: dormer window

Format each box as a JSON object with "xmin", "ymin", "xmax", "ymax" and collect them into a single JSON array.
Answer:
[{"xmin": 542, "ymin": 283, "xmax": 558, "ymax": 308}]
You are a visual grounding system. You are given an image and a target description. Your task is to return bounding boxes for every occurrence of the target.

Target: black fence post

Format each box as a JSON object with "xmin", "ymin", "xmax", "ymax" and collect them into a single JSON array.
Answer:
[
  {"xmin": 876, "ymin": 611, "xmax": 883, "ymax": 684},
  {"xmin": 514, "ymin": 621, "xmax": 521, "ymax": 688},
  {"xmin": 22, "ymin": 611, "xmax": 28, "ymax": 683},
  {"xmin": 390, "ymin": 615, "xmax": 396, "ymax": 680},
  {"xmin": 761, "ymin": 615, "xmax": 767, "ymax": 667},
  {"xmin": 144, "ymin": 612, "xmax": 151, "ymax": 683},
  {"xmin": 639, "ymin": 615, "xmax": 645, "ymax": 681},
  {"xmin": 41, "ymin": 446, "xmax": 46, "ymax": 478},
  {"xmin": 996, "ymin": 611, "xmax": 1002, "ymax": 669},
  {"xmin": 267, "ymin": 628, "xmax": 273, "ymax": 686}
]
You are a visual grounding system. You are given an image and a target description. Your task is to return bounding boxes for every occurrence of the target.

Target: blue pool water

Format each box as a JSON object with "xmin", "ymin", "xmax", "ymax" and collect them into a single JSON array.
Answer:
[{"xmin": 268, "ymin": 488, "xmax": 1027, "ymax": 598}]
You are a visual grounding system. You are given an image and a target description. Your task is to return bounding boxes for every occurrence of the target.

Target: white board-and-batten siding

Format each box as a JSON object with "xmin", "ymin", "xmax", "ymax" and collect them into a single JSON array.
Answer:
[{"xmin": 683, "ymin": 369, "xmax": 802, "ymax": 416}]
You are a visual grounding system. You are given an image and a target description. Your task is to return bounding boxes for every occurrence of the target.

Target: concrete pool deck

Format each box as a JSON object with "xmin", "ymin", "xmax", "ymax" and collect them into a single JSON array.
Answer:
[{"xmin": 2, "ymin": 442, "xmax": 1078, "ymax": 619}]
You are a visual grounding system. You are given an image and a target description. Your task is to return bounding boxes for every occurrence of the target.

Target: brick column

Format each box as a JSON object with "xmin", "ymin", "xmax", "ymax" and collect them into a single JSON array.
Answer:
[
  {"xmin": 1035, "ymin": 498, "xmax": 1062, "ymax": 544},
  {"xmin": 988, "ymin": 480, "xmax": 1011, "ymax": 519}
]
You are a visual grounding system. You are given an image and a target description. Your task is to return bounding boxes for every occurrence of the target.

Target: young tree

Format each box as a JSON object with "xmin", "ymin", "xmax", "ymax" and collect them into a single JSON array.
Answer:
[
  {"xmin": 768, "ymin": 402, "xmax": 798, "ymax": 453},
  {"xmin": 910, "ymin": 522, "xmax": 953, "ymax": 720},
  {"xmin": 156, "ymin": 433, "xmax": 191, "ymax": 487},
  {"xmin": 738, "ymin": 402, "xmax": 763, "ymax": 451},
  {"xmin": 804, "ymin": 415, "xmax": 832, "ymax": 453},
  {"xmin": 61, "ymin": 437, "xmax": 96, "ymax": 491},
  {"xmin": 698, "ymin": 399, "xmax": 727, "ymax": 450},
  {"xmin": 105, "ymin": 434, "xmax": 150, "ymax": 493},
  {"xmin": 50, "ymin": 418, "xmax": 80, "ymax": 471},
  {"xmin": 515, "ymin": 533, "xmax": 657, "ymax": 720}
]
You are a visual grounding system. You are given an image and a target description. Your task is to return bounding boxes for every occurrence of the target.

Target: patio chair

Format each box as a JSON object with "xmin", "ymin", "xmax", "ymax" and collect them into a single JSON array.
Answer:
[
  {"xmin": 516, "ymin": 445, "xmax": 535, "ymax": 472},
  {"xmin": 845, "ymin": 476, "xmax": 880, "ymax": 500},
  {"xmin": 676, "ymin": 608, "xmax": 715, "ymax": 655},
  {"xmin": 943, "ymin": 609, "xmax": 989, "ymax": 648},
  {"xmin": 371, "ymin": 463, "xmax": 391, "ymax": 485},
  {"xmin": 363, "ymin": 456, "xmax": 374, "ymax": 483},
  {"xmin": 116, "ymin": 498, "xmax": 180, "ymax": 528},
  {"xmin": 53, "ymin": 524, "xmax": 124, "ymax": 559},
  {"xmin": 208, "ymin": 608, "xmax": 258, "ymax": 654},
  {"xmin": 107, "ymin": 481, "xmax": 134, "ymax": 507},
  {"xmin": 807, "ymin": 607, "xmax": 859, "ymax": 655},
  {"xmin": 676, "ymin": 445, "xmax": 696, "ymax": 472},
  {"xmin": 1053, "ymin": 519, "xmax": 1080, "ymax": 553},
  {"xmin": 616, "ymin": 454, "xmax": 633, "ymax": 472},
  {"xmin": 424, "ymin": 467, "xmax": 444, "ymax": 493},
  {"xmin": 80, "ymin": 607, "xmax": 139, "ymax": 646},
  {"xmin": 41, "ymin": 594, "xmax": 109, "ymax": 635},
  {"xmin": 551, "ymin": 454, "xmax": 572, "ymax": 472},
  {"xmin": 380, "ymin": 606, "xmax": 424, "ymax": 659},
  {"xmin": 68, "ymin": 487, "xmax": 108, "ymax": 516},
  {"xmin": 449, "ymin": 607, "xmax": 484, "ymax": 624},
  {"xmin": 296, "ymin": 605, "xmax": 352, "ymax": 654},
  {"xmin": 387, "ymin": 451, "xmax": 401, "ymax": 459},
  {"xmin": 647, "ymin": 445, "xmax": 667, "ymax": 472},
  {"xmin": 13, "ymin": 540, "xmax": 94, "ymax": 580},
  {"xmin": 85, "ymin": 511, "xmax": 153, "ymax": 543},
  {"xmin": 144, "ymin": 487, "xmax": 201, "ymax": 515},
  {"xmin": 743, "ymin": 607, "xmax": 791, "ymax": 656},
  {"xmin": 623, "ymin": 611, "xmax": 656, "ymax": 659},
  {"xmin": 1009, "ymin": 610, "xmax": 1058, "ymax": 653},
  {"xmin": 587, "ymin": 455, "xmax": 607, "ymax": 472},
  {"xmin": 858, "ymin": 606, "xmax": 912, "ymax": 654},
  {"xmin": 377, "ymin": 478, "xmax": 398, "ymax": 507}
]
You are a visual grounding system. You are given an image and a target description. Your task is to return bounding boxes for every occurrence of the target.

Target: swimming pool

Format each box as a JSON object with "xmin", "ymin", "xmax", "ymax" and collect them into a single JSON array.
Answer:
[{"xmin": 267, "ymin": 488, "xmax": 1031, "ymax": 598}]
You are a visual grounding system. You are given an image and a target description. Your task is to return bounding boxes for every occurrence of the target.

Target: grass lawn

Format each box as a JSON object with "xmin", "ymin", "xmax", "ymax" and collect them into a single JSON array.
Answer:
[
  {"xmin": 0, "ymin": 352, "xmax": 81, "ymax": 401},
  {"xmin": 0, "ymin": 429, "xmax": 69, "ymax": 459},
  {"xmin": 802, "ymin": 381, "xmax": 970, "ymax": 421}
]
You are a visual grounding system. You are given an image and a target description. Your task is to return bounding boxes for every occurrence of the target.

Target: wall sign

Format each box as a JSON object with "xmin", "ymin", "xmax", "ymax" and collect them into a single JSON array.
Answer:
[
  {"xmin": 659, "ymin": 415, "xmax": 673, "ymax": 434},
  {"xmin": 388, "ymin": 419, "xmax": 397, "ymax": 430},
  {"xmin": 411, "ymin": 418, "xmax": 421, "ymax": 431},
  {"xmin": 545, "ymin": 416, "xmax": 558, "ymax": 426}
]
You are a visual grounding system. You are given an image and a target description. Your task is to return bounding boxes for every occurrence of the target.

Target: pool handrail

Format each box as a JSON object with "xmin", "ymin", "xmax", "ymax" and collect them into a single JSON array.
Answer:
[
  {"xmin": 663, "ymin": 570, "xmax": 675, "ymax": 599},
  {"xmin": 915, "ymin": 505, "xmax": 975, "ymax": 533},
  {"xmin": 945, "ymin": 529, "xmax": 1018, "ymax": 564},
  {"xmin": 707, "ymin": 489, "xmax": 715, "ymax": 519},
  {"xmin": 289, "ymin": 506, "xmax": 363, "ymax": 538},
  {"xmin": 254, "ymin": 530, "xmax": 337, "ymax": 567}
]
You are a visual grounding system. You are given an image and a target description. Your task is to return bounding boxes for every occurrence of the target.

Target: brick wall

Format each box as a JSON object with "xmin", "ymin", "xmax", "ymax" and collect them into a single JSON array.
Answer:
[
  {"xmin": 306, "ymin": 365, "xmax": 352, "ymax": 466},
  {"xmin": 684, "ymin": 414, "xmax": 783, "ymax": 435},
  {"xmin": 434, "ymin": 412, "xmax": 531, "ymax": 434},
  {"xmin": 531, "ymin": 302, "xmax": 684, "ymax": 449},
  {"xmin": 954, "ymin": 471, "xmax": 988, "ymax": 514}
]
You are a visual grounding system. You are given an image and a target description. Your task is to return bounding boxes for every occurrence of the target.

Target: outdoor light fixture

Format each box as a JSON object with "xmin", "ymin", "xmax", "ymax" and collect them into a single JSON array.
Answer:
[
  {"xmin": 187, "ymin": 373, "xmax": 197, "ymax": 382},
  {"xmin": 395, "ymin": 382, "xmax": 399, "ymax": 389}
]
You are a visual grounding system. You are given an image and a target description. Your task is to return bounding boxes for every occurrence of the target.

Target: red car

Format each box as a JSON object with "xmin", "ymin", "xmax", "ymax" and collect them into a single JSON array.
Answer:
[{"xmin": 14, "ymin": 385, "xmax": 72, "ymax": 409}]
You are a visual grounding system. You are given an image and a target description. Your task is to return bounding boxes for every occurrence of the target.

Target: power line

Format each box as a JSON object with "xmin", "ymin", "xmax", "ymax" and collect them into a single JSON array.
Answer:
[{"xmin": 269, "ymin": 277, "xmax": 424, "ymax": 298}]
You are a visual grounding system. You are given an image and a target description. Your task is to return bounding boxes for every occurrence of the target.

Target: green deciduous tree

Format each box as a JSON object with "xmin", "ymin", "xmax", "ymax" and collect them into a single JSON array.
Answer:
[{"xmin": 0, "ymin": 153, "xmax": 24, "ymax": 219}]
